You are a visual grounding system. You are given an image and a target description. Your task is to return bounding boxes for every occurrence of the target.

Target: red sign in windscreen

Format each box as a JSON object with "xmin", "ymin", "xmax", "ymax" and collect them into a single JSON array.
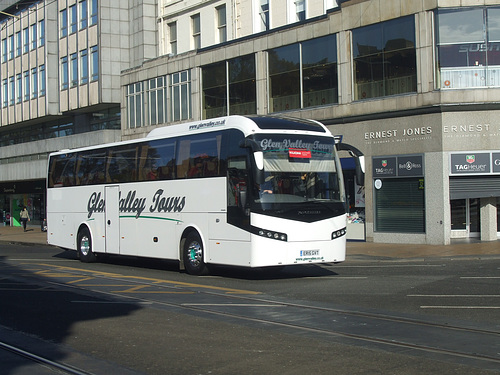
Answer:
[{"xmin": 289, "ymin": 149, "xmax": 311, "ymax": 158}]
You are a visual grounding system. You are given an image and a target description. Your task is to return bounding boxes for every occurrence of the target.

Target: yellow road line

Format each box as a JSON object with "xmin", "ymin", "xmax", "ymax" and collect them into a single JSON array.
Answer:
[{"xmin": 32, "ymin": 263, "xmax": 261, "ymax": 295}]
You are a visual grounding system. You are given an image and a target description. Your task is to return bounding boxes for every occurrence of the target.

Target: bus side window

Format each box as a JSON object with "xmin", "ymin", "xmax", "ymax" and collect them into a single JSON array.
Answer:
[{"xmin": 149, "ymin": 140, "xmax": 176, "ymax": 180}]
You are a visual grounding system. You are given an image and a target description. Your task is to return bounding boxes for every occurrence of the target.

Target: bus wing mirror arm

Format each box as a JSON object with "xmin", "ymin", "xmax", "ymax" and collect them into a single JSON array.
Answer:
[{"xmin": 336, "ymin": 142, "xmax": 365, "ymax": 186}]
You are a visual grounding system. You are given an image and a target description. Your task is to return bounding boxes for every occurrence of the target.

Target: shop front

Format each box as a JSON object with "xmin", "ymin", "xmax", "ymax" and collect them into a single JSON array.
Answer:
[
  {"xmin": 1, "ymin": 180, "xmax": 45, "ymax": 228},
  {"xmin": 449, "ymin": 152, "xmax": 500, "ymax": 240}
]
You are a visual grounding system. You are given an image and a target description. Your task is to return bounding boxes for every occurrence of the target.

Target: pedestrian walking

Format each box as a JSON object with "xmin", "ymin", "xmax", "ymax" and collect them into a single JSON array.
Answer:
[{"xmin": 20, "ymin": 206, "xmax": 30, "ymax": 232}]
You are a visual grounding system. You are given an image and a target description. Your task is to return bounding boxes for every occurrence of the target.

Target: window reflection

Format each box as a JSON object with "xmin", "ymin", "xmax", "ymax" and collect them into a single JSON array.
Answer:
[
  {"xmin": 268, "ymin": 35, "xmax": 338, "ymax": 112},
  {"xmin": 353, "ymin": 16, "xmax": 416, "ymax": 100},
  {"xmin": 436, "ymin": 7, "xmax": 500, "ymax": 89}
]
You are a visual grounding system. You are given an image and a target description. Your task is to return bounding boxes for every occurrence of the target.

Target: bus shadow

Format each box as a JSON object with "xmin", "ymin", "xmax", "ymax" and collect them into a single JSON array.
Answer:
[
  {"xmin": 53, "ymin": 250, "xmax": 339, "ymax": 280},
  {"xmin": 207, "ymin": 264, "xmax": 340, "ymax": 280}
]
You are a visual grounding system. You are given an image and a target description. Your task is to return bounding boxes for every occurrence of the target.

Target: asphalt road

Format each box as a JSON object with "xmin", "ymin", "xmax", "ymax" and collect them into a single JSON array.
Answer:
[{"xmin": 0, "ymin": 242, "xmax": 499, "ymax": 375}]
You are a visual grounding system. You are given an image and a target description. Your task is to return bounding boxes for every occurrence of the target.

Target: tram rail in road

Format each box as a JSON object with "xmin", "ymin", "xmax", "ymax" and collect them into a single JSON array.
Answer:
[{"xmin": 16, "ymin": 261, "xmax": 500, "ymax": 373}]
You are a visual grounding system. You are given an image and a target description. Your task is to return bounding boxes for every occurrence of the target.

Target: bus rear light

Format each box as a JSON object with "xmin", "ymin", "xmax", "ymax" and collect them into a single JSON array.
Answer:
[{"xmin": 332, "ymin": 228, "xmax": 346, "ymax": 240}]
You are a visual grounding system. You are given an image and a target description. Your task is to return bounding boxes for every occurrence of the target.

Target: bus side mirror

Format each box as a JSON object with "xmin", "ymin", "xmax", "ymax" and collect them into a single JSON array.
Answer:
[
  {"xmin": 238, "ymin": 183, "xmax": 247, "ymax": 209},
  {"xmin": 253, "ymin": 151, "xmax": 265, "ymax": 185},
  {"xmin": 355, "ymin": 155, "xmax": 365, "ymax": 186},
  {"xmin": 336, "ymin": 142, "xmax": 365, "ymax": 187}
]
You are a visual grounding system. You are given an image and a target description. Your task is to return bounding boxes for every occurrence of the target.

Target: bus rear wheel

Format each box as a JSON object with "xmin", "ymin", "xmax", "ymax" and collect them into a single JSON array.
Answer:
[
  {"xmin": 77, "ymin": 228, "xmax": 96, "ymax": 263},
  {"xmin": 183, "ymin": 232, "xmax": 207, "ymax": 275}
]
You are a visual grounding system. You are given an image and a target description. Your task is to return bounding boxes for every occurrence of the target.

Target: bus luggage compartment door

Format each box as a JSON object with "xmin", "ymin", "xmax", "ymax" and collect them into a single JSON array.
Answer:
[{"xmin": 105, "ymin": 186, "xmax": 120, "ymax": 253}]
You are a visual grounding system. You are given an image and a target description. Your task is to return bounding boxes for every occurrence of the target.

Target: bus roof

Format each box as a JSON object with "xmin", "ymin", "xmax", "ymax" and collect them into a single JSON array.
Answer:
[
  {"xmin": 146, "ymin": 115, "xmax": 329, "ymax": 140},
  {"xmin": 49, "ymin": 116, "xmax": 331, "ymax": 156}
]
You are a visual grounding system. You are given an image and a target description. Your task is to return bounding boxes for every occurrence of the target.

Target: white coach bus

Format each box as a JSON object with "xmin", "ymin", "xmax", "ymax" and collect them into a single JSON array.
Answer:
[{"xmin": 47, "ymin": 116, "xmax": 356, "ymax": 275}]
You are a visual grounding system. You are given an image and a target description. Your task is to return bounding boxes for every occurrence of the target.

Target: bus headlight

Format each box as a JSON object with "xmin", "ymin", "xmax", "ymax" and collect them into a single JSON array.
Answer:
[
  {"xmin": 255, "ymin": 227, "xmax": 287, "ymax": 242},
  {"xmin": 331, "ymin": 227, "xmax": 347, "ymax": 240}
]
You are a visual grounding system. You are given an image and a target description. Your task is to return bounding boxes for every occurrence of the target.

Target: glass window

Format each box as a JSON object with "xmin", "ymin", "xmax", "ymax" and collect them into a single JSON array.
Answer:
[
  {"xmin": 176, "ymin": 132, "xmax": 223, "ymax": 179},
  {"xmin": 202, "ymin": 55, "xmax": 257, "ymax": 119},
  {"xmin": 144, "ymin": 140, "xmax": 177, "ymax": 181},
  {"xmin": 15, "ymin": 31, "xmax": 21, "ymax": 56},
  {"xmin": 60, "ymin": 9, "xmax": 68, "ymax": 37},
  {"xmin": 69, "ymin": 4, "xmax": 77, "ymax": 34},
  {"xmin": 39, "ymin": 20, "xmax": 45, "ymax": 47},
  {"xmin": 127, "ymin": 82, "xmax": 144, "ymax": 128},
  {"xmin": 374, "ymin": 178, "xmax": 425, "ymax": 233},
  {"xmin": 229, "ymin": 55, "xmax": 256, "ymax": 115},
  {"xmin": 269, "ymin": 44, "xmax": 300, "ymax": 111},
  {"xmin": 61, "ymin": 56, "xmax": 68, "ymax": 90},
  {"xmin": 31, "ymin": 68, "xmax": 37, "ymax": 99},
  {"xmin": 80, "ymin": 0, "xmax": 88, "ymax": 30},
  {"xmin": 192, "ymin": 14, "xmax": 201, "ymax": 49},
  {"xmin": 217, "ymin": 5, "xmax": 227, "ymax": 43},
  {"xmin": 436, "ymin": 7, "xmax": 500, "ymax": 89},
  {"xmin": 202, "ymin": 61, "xmax": 227, "ymax": 118},
  {"xmin": 90, "ymin": 0, "xmax": 98, "ymax": 26},
  {"xmin": 39, "ymin": 64, "xmax": 46, "ymax": 96},
  {"xmin": 168, "ymin": 22, "xmax": 177, "ymax": 54},
  {"xmin": 30, "ymin": 24, "xmax": 37, "ymax": 50},
  {"xmin": 171, "ymin": 70, "xmax": 191, "ymax": 121},
  {"xmin": 70, "ymin": 53, "xmax": 78, "ymax": 87},
  {"xmin": 15, "ymin": 74, "xmax": 21, "ymax": 104},
  {"xmin": 353, "ymin": 16, "xmax": 416, "ymax": 99},
  {"xmin": 80, "ymin": 49, "xmax": 88, "ymax": 84},
  {"xmin": 2, "ymin": 38, "xmax": 7, "ymax": 62},
  {"xmin": 302, "ymin": 35, "xmax": 338, "ymax": 107},
  {"xmin": 23, "ymin": 70, "xmax": 30, "ymax": 101},
  {"xmin": 8, "ymin": 35, "xmax": 14, "ymax": 60},
  {"xmin": 258, "ymin": 0, "xmax": 269, "ymax": 31},
  {"xmin": 148, "ymin": 77, "xmax": 167, "ymax": 125},
  {"xmin": 23, "ymin": 27, "xmax": 29, "ymax": 53},
  {"xmin": 90, "ymin": 45, "xmax": 98, "ymax": 81},
  {"xmin": 2, "ymin": 79, "xmax": 7, "ymax": 107},
  {"xmin": 106, "ymin": 145, "xmax": 140, "ymax": 183},
  {"xmin": 10, "ymin": 76, "xmax": 15, "ymax": 105},
  {"xmin": 294, "ymin": 0, "xmax": 305, "ymax": 22}
]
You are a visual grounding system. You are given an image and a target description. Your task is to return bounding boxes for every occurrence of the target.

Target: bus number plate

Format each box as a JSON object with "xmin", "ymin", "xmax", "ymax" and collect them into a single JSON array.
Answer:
[{"xmin": 300, "ymin": 250, "xmax": 319, "ymax": 256}]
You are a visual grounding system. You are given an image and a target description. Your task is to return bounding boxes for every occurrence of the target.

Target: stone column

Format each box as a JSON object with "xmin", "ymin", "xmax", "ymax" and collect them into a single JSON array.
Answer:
[{"xmin": 480, "ymin": 197, "xmax": 497, "ymax": 241}]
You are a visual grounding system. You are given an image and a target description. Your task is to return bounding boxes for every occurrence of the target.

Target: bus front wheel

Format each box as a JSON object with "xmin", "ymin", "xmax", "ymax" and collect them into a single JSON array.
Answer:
[
  {"xmin": 183, "ymin": 232, "xmax": 207, "ymax": 275},
  {"xmin": 77, "ymin": 228, "xmax": 96, "ymax": 263}
]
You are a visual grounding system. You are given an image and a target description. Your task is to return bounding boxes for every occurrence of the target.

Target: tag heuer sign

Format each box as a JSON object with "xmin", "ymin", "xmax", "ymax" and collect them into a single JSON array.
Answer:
[
  {"xmin": 466, "ymin": 155, "xmax": 475, "ymax": 164},
  {"xmin": 450, "ymin": 153, "xmax": 490, "ymax": 175},
  {"xmin": 373, "ymin": 157, "xmax": 396, "ymax": 177}
]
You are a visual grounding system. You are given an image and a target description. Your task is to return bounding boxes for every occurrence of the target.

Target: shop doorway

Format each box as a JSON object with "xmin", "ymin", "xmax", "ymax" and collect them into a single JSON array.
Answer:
[{"xmin": 450, "ymin": 198, "xmax": 480, "ymax": 238}]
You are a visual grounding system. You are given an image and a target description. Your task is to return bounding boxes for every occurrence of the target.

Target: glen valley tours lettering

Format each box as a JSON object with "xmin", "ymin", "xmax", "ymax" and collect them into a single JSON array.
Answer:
[{"xmin": 87, "ymin": 189, "xmax": 186, "ymax": 219}]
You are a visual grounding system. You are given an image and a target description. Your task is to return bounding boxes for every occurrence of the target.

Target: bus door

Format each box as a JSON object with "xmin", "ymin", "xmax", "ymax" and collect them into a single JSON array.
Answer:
[{"xmin": 105, "ymin": 185, "xmax": 120, "ymax": 253}]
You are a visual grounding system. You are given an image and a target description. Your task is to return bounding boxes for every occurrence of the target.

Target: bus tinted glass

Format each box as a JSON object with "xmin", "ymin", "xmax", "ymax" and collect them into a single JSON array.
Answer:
[
  {"xmin": 48, "ymin": 130, "xmax": 236, "ymax": 188},
  {"xmin": 249, "ymin": 134, "xmax": 344, "ymax": 219}
]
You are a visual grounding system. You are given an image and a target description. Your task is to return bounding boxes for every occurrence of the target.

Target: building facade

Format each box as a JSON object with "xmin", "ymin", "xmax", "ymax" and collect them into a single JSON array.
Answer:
[
  {"xmin": 124, "ymin": 0, "xmax": 500, "ymax": 245},
  {"xmin": 2, "ymin": 0, "xmax": 499, "ymax": 246},
  {"xmin": 0, "ymin": 0, "xmax": 155, "ymax": 227}
]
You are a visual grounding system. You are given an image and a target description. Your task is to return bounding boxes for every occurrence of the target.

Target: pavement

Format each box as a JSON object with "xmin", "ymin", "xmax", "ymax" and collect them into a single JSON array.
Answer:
[{"xmin": 0, "ymin": 224, "xmax": 498, "ymax": 259}]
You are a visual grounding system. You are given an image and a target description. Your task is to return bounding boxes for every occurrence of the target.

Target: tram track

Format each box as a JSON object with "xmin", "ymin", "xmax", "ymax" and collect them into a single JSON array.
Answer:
[
  {"xmin": 36, "ymin": 264, "xmax": 500, "ymax": 371},
  {"xmin": 0, "ymin": 340, "xmax": 94, "ymax": 375}
]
